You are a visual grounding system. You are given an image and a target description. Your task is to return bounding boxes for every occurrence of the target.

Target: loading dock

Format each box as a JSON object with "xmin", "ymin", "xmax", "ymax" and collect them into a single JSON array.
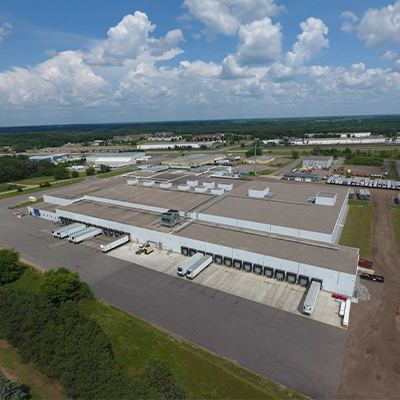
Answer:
[
  {"xmin": 233, "ymin": 259, "xmax": 242, "ymax": 270},
  {"xmin": 264, "ymin": 266, "xmax": 274, "ymax": 278},
  {"xmin": 243, "ymin": 261, "xmax": 252, "ymax": 272},
  {"xmin": 224, "ymin": 256, "xmax": 232, "ymax": 267},
  {"xmin": 298, "ymin": 275, "xmax": 310, "ymax": 287},
  {"xmin": 253, "ymin": 264, "xmax": 263, "ymax": 275},
  {"xmin": 286, "ymin": 272, "xmax": 297, "ymax": 284},
  {"xmin": 275, "ymin": 269, "xmax": 285, "ymax": 280}
]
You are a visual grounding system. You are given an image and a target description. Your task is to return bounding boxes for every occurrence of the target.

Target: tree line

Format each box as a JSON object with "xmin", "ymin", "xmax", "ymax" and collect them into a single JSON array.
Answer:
[{"xmin": 0, "ymin": 249, "xmax": 186, "ymax": 400}]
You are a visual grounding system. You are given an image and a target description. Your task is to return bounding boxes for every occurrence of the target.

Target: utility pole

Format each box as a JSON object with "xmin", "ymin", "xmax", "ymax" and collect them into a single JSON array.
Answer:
[{"xmin": 254, "ymin": 138, "xmax": 259, "ymax": 176}]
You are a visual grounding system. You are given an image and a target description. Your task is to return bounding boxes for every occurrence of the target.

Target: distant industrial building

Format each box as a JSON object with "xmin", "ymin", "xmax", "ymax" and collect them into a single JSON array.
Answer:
[
  {"xmin": 161, "ymin": 153, "xmax": 225, "ymax": 167},
  {"xmin": 137, "ymin": 142, "xmax": 214, "ymax": 150},
  {"xmin": 29, "ymin": 153, "xmax": 69, "ymax": 163},
  {"xmin": 28, "ymin": 176, "xmax": 358, "ymax": 297},
  {"xmin": 302, "ymin": 156, "xmax": 333, "ymax": 169},
  {"xmin": 283, "ymin": 172, "xmax": 315, "ymax": 182},
  {"xmin": 244, "ymin": 155, "xmax": 275, "ymax": 165},
  {"xmin": 86, "ymin": 152, "xmax": 144, "ymax": 167},
  {"xmin": 290, "ymin": 136, "xmax": 386, "ymax": 146}
]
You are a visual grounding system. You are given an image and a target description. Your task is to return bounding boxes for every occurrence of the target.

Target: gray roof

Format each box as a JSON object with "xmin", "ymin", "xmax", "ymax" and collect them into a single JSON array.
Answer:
[
  {"xmin": 303, "ymin": 156, "xmax": 333, "ymax": 161},
  {"xmin": 176, "ymin": 222, "xmax": 358, "ymax": 274}
]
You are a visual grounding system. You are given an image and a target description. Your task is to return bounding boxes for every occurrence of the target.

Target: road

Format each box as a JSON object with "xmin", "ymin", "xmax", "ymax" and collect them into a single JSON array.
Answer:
[
  {"xmin": 0, "ymin": 186, "xmax": 347, "ymax": 399},
  {"xmin": 334, "ymin": 189, "xmax": 400, "ymax": 399}
]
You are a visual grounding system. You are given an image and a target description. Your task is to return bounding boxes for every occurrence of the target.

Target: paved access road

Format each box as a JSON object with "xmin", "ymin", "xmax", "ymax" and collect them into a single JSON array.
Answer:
[{"xmin": 0, "ymin": 190, "xmax": 346, "ymax": 399}]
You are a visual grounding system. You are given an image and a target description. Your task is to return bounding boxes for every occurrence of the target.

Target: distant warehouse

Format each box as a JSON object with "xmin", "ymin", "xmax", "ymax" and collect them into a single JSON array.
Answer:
[
  {"xmin": 161, "ymin": 153, "xmax": 225, "ymax": 168},
  {"xmin": 86, "ymin": 152, "xmax": 145, "ymax": 167},
  {"xmin": 29, "ymin": 153, "xmax": 69, "ymax": 163},
  {"xmin": 302, "ymin": 156, "xmax": 333, "ymax": 169},
  {"xmin": 283, "ymin": 172, "xmax": 315, "ymax": 182},
  {"xmin": 244, "ymin": 155, "xmax": 275, "ymax": 165}
]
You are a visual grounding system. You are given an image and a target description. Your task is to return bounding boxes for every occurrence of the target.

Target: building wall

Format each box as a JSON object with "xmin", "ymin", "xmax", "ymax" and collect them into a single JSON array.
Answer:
[
  {"xmin": 303, "ymin": 158, "xmax": 333, "ymax": 169},
  {"xmin": 27, "ymin": 206, "xmax": 59, "ymax": 222}
]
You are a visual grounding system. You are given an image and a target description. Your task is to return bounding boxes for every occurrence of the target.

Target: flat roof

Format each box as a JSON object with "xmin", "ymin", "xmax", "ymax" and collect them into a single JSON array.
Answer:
[
  {"xmin": 303, "ymin": 156, "xmax": 333, "ymax": 160},
  {"xmin": 245, "ymin": 155, "xmax": 274, "ymax": 160},
  {"xmin": 59, "ymin": 201, "xmax": 160, "ymax": 228},
  {"xmin": 32, "ymin": 202, "xmax": 59, "ymax": 212},
  {"xmin": 200, "ymin": 180, "xmax": 347, "ymax": 234},
  {"xmin": 166, "ymin": 153, "xmax": 224, "ymax": 163},
  {"xmin": 87, "ymin": 152, "xmax": 142, "ymax": 158},
  {"xmin": 176, "ymin": 222, "xmax": 358, "ymax": 274}
]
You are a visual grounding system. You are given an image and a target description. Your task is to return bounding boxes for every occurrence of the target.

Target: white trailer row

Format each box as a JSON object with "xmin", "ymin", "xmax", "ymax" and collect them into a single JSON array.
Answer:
[
  {"xmin": 100, "ymin": 235, "xmax": 130, "ymax": 252},
  {"xmin": 69, "ymin": 227, "xmax": 103, "ymax": 243},
  {"xmin": 328, "ymin": 175, "xmax": 400, "ymax": 190},
  {"xmin": 53, "ymin": 223, "xmax": 86, "ymax": 239},
  {"xmin": 177, "ymin": 253, "xmax": 213, "ymax": 279}
]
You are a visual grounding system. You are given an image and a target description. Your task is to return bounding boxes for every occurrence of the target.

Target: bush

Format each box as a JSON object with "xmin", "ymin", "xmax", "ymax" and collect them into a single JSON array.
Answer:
[
  {"xmin": 54, "ymin": 167, "xmax": 70, "ymax": 181},
  {"xmin": 16, "ymin": 187, "xmax": 23, "ymax": 193},
  {"xmin": 39, "ymin": 268, "xmax": 93, "ymax": 304},
  {"xmin": 245, "ymin": 147, "xmax": 262, "ymax": 158},
  {"xmin": 345, "ymin": 156, "xmax": 384, "ymax": 167},
  {"xmin": 40, "ymin": 181, "xmax": 51, "ymax": 188},
  {"xmin": 0, "ymin": 249, "xmax": 25, "ymax": 285},
  {"xmin": 0, "ymin": 372, "xmax": 30, "ymax": 399},
  {"xmin": 70, "ymin": 171, "xmax": 79, "ymax": 178},
  {"xmin": 86, "ymin": 167, "xmax": 95, "ymax": 176},
  {"xmin": 99, "ymin": 164, "xmax": 111, "ymax": 173}
]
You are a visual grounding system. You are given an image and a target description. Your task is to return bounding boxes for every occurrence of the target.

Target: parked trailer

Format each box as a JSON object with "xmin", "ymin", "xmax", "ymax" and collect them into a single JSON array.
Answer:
[
  {"xmin": 186, "ymin": 255, "xmax": 213, "ymax": 279},
  {"xmin": 177, "ymin": 253, "xmax": 204, "ymax": 276},
  {"xmin": 100, "ymin": 235, "xmax": 130, "ymax": 253},
  {"xmin": 303, "ymin": 281, "xmax": 321, "ymax": 315},
  {"xmin": 55, "ymin": 223, "xmax": 86, "ymax": 239},
  {"xmin": 349, "ymin": 188, "xmax": 355, "ymax": 199},
  {"xmin": 69, "ymin": 227, "xmax": 103, "ymax": 243},
  {"xmin": 342, "ymin": 299, "xmax": 351, "ymax": 329},
  {"xmin": 52, "ymin": 222, "xmax": 82, "ymax": 237},
  {"xmin": 359, "ymin": 189, "xmax": 365, "ymax": 200},
  {"xmin": 339, "ymin": 301, "xmax": 346, "ymax": 317},
  {"xmin": 364, "ymin": 189, "xmax": 371, "ymax": 200}
]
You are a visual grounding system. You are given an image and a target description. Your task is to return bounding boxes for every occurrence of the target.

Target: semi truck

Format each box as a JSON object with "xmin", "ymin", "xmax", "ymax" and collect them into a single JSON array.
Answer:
[
  {"xmin": 69, "ymin": 227, "xmax": 103, "ymax": 243},
  {"xmin": 54, "ymin": 223, "xmax": 86, "ymax": 239},
  {"xmin": 52, "ymin": 222, "xmax": 82, "ymax": 237},
  {"xmin": 303, "ymin": 281, "xmax": 321, "ymax": 315},
  {"xmin": 100, "ymin": 235, "xmax": 130, "ymax": 253},
  {"xmin": 186, "ymin": 255, "xmax": 213, "ymax": 280},
  {"xmin": 177, "ymin": 253, "xmax": 203, "ymax": 277}
]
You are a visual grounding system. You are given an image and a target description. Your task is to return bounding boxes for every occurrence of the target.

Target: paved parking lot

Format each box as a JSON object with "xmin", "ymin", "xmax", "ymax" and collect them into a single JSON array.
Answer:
[
  {"xmin": 0, "ymin": 195, "xmax": 347, "ymax": 399},
  {"xmin": 111, "ymin": 245, "xmax": 343, "ymax": 329}
]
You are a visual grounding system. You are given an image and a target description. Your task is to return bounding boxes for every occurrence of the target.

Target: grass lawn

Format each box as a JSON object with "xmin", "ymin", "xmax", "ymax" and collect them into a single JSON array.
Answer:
[
  {"xmin": 258, "ymin": 169, "xmax": 274, "ymax": 175},
  {"xmin": 7, "ymin": 269, "xmax": 307, "ymax": 400},
  {"xmin": 16, "ymin": 198, "xmax": 44, "ymax": 208},
  {"xmin": 0, "ymin": 340, "xmax": 68, "ymax": 400},
  {"xmin": 339, "ymin": 202, "xmax": 373, "ymax": 258},
  {"xmin": 97, "ymin": 168, "xmax": 135, "ymax": 179},
  {"xmin": 390, "ymin": 205, "xmax": 400, "ymax": 256},
  {"xmin": 11, "ymin": 176, "xmax": 55, "ymax": 186},
  {"xmin": 0, "ymin": 183, "xmax": 25, "ymax": 193},
  {"xmin": 0, "ymin": 178, "xmax": 85, "ymax": 200}
]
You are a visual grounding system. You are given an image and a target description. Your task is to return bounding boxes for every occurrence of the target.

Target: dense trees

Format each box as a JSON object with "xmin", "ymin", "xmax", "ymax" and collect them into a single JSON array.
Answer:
[
  {"xmin": 245, "ymin": 147, "xmax": 262, "ymax": 158},
  {"xmin": 0, "ymin": 249, "xmax": 25, "ymax": 285},
  {"xmin": 1, "ymin": 115, "xmax": 400, "ymax": 151},
  {"xmin": 99, "ymin": 164, "xmax": 111, "ymax": 173},
  {"xmin": 0, "ymin": 372, "xmax": 30, "ymax": 399},
  {"xmin": 86, "ymin": 167, "xmax": 95, "ymax": 176},
  {"xmin": 40, "ymin": 268, "xmax": 93, "ymax": 304}
]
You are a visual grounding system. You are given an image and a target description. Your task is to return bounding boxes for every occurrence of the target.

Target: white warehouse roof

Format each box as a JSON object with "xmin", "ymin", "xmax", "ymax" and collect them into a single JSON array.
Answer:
[{"xmin": 86, "ymin": 152, "xmax": 143, "ymax": 165}]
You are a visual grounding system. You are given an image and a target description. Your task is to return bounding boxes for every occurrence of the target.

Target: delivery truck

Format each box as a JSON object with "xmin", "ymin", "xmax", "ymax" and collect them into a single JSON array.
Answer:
[
  {"xmin": 186, "ymin": 255, "xmax": 213, "ymax": 280},
  {"xmin": 303, "ymin": 281, "xmax": 321, "ymax": 315},
  {"xmin": 69, "ymin": 227, "xmax": 103, "ymax": 243},
  {"xmin": 54, "ymin": 223, "xmax": 86, "ymax": 239}
]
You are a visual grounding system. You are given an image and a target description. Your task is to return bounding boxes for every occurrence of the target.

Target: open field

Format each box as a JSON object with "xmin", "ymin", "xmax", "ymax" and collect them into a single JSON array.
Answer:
[
  {"xmin": 0, "ymin": 183, "xmax": 25, "ymax": 193},
  {"xmin": 15, "ymin": 198, "xmax": 44, "ymax": 208},
  {"xmin": 11, "ymin": 176, "xmax": 55, "ymax": 186},
  {"xmin": 339, "ymin": 201, "xmax": 373, "ymax": 259},
  {"xmin": 389, "ymin": 205, "xmax": 400, "ymax": 256},
  {"xmin": 97, "ymin": 168, "xmax": 135, "ymax": 179},
  {"xmin": 0, "ymin": 340, "xmax": 68, "ymax": 400},
  {"xmin": 6, "ymin": 268, "xmax": 306, "ymax": 400},
  {"xmin": 0, "ymin": 178, "xmax": 85, "ymax": 199}
]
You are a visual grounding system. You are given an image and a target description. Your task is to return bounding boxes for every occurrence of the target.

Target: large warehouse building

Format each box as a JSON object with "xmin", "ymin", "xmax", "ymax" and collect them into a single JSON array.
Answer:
[
  {"xmin": 28, "ymin": 173, "xmax": 358, "ymax": 297},
  {"xmin": 302, "ymin": 156, "xmax": 333, "ymax": 169},
  {"xmin": 161, "ymin": 153, "xmax": 225, "ymax": 167},
  {"xmin": 86, "ymin": 152, "xmax": 145, "ymax": 166}
]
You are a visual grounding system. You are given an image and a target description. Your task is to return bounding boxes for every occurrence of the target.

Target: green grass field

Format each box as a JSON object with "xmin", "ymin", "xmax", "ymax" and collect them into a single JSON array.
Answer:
[
  {"xmin": 6, "ymin": 269, "xmax": 307, "ymax": 400},
  {"xmin": 0, "ymin": 183, "xmax": 25, "ymax": 193},
  {"xmin": 11, "ymin": 176, "xmax": 55, "ymax": 186},
  {"xmin": 390, "ymin": 205, "xmax": 400, "ymax": 256},
  {"xmin": 339, "ymin": 202, "xmax": 373, "ymax": 258},
  {"xmin": 97, "ymin": 168, "xmax": 135, "ymax": 179},
  {"xmin": 0, "ymin": 178, "xmax": 85, "ymax": 199}
]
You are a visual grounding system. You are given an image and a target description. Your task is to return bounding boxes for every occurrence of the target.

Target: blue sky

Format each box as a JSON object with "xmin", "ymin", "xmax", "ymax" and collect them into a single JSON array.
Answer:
[{"xmin": 0, "ymin": 0, "xmax": 400, "ymax": 126}]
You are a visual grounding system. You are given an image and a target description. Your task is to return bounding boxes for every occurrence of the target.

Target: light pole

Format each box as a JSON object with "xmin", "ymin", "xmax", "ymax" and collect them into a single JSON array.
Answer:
[{"xmin": 254, "ymin": 138, "xmax": 259, "ymax": 176}]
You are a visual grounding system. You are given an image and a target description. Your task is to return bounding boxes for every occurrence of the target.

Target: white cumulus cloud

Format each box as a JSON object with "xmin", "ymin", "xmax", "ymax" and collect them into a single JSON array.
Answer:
[
  {"xmin": 85, "ymin": 11, "xmax": 184, "ymax": 65},
  {"xmin": 286, "ymin": 17, "xmax": 329, "ymax": 67},
  {"xmin": 381, "ymin": 50, "xmax": 398, "ymax": 60},
  {"xmin": 341, "ymin": 11, "xmax": 358, "ymax": 32},
  {"xmin": 237, "ymin": 18, "xmax": 282, "ymax": 65},
  {"xmin": 358, "ymin": 1, "xmax": 400, "ymax": 48},
  {"xmin": 182, "ymin": 0, "xmax": 283, "ymax": 37}
]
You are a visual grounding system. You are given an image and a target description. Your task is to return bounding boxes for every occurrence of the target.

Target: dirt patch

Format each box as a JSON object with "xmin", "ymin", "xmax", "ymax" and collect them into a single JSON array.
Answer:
[{"xmin": 333, "ymin": 189, "xmax": 400, "ymax": 399}]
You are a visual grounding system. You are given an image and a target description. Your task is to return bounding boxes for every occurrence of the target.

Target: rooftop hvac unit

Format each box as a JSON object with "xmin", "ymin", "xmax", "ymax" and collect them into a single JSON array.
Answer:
[
  {"xmin": 210, "ymin": 188, "xmax": 224, "ymax": 195},
  {"xmin": 161, "ymin": 209, "xmax": 181, "ymax": 227},
  {"xmin": 143, "ymin": 181, "xmax": 155, "ymax": 187},
  {"xmin": 127, "ymin": 179, "xmax": 139, "ymax": 185},
  {"xmin": 248, "ymin": 186, "xmax": 269, "ymax": 198},
  {"xmin": 160, "ymin": 182, "xmax": 172, "ymax": 190},
  {"xmin": 218, "ymin": 183, "xmax": 233, "ymax": 191},
  {"xmin": 195, "ymin": 187, "xmax": 208, "ymax": 194},
  {"xmin": 178, "ymin": 185, "xmax": 190, "ymax": 192},
  {"xmin": 187, "ymin": 180, "xmax": 198, "ymax": 187},
  {"xmin": 203, "ymin": 181, "xmax": 215, "ymax": 188}
]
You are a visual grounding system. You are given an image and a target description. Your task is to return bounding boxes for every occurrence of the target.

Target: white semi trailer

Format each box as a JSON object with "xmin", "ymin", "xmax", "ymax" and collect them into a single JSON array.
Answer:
[
  {"xmin": 303, "ymin": 281, "xmax": 321, "ymax": 315},
  {"xmin": 55, "ymin": 223, "xmax": 86, "ymax": 239},
  {"xmin": 186, "ymin": 255, "xmax": 213, "ymax": 280},
  {"xmin": 100, "ymin": 235, "xmax": 130, "ymax": 253},
  {"xmin": 69, "ymin": 227, "xmax": 103, "ymax": 243},
  {"xmin": 52, "ymin": 222, "xmax": 82, "ymax": 237},
  {"xmin": 177, "ymin": 253, "xmax": 204, "ymax": 276}
]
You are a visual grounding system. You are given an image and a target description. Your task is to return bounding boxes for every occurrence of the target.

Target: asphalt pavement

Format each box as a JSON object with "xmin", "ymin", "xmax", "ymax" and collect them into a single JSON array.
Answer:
[{"xmin": 0, "ymin": 190, "xmax": 347, "ymax": 399}]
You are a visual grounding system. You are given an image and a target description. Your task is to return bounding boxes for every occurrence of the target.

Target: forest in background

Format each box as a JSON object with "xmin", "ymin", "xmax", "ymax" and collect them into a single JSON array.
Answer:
[{"xmin": 0, "ymin": 115, "xmax": 399, "ymax": 151}]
